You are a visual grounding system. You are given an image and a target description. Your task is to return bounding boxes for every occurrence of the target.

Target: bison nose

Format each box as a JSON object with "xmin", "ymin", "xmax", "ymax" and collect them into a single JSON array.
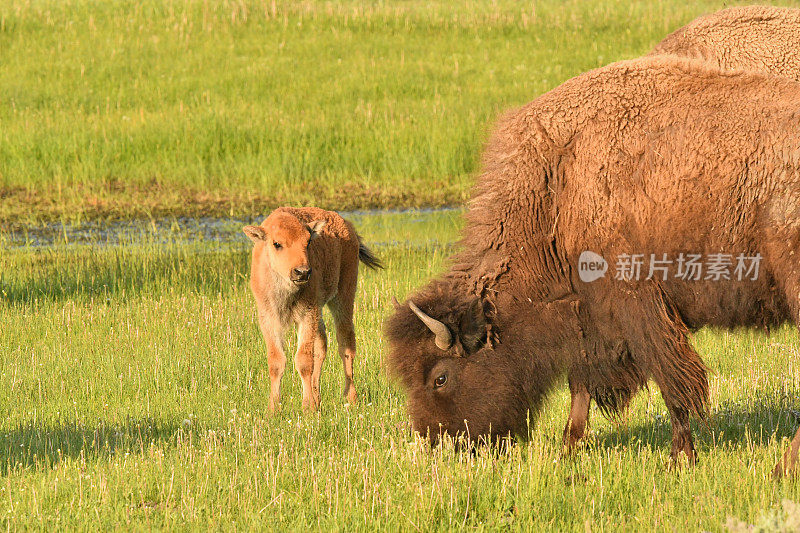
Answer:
[{"xmin": 290, "ymin": 266, "xmax": 312, "ymax": 283}]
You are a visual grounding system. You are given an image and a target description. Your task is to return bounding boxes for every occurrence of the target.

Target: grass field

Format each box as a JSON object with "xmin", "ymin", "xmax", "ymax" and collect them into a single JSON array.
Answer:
[
  {"xmin": 2, "ymin": 0, "xmax": 799, "ymax": 225},
  {"xmin": 3, "ymin": 0, "xmax": 800, "ymax": 530},
  {"xmin": 1, "ymin": 211, "xmax": 799, "ymax": 530}
]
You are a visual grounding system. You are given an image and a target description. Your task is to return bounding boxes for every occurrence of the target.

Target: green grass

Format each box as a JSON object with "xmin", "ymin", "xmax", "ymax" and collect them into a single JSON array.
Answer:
[
  {"xmin": 2, "ymin": 0, "xmax": 799, "ymax": 225},
  {"xmin": 0, "ymin": 210, "xmax": 798, "ymax": 530},
  {"xmin": 2, "ymin": 1, "xmax": 800, "ymax": 528}
]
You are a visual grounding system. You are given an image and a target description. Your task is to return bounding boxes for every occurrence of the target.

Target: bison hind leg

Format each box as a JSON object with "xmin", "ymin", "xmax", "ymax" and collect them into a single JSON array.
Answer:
[
  {"xmin": 653, "ymin": 336, "xmax": 709, "ymax": 466},
  {"xmin": 773, "ymin": 424, "xmax": 800, "ymax": 479},
  {"xmin": 608, "ymin": 285, "xmax": 709, "ymax": 466},
  {"xmin": 563, "ymin": 378, "xmax": 591, "ymax": 452}
]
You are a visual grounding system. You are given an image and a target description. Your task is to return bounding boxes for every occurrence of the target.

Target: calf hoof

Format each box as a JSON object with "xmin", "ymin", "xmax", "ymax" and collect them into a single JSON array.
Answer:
[
  {"xmin": 302, "ymin": 396, "xmax": 321, "ymax": 413},
  {"xmin": 344, "ymin": 389, "xmax": 357, "ymax": 406},
  {"xmin": 268, "ymin": 399, "xmax": 281, "ymax": 413}
]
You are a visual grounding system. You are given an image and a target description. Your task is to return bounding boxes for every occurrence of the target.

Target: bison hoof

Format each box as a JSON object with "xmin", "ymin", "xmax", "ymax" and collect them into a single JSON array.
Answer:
[
  {"xmin": 772, "ymin": 453, "xmax": 799, "ymax": 480},
  {"xmin": 667, "ymin": 451, "xmax": 697, "ymax": 471}
]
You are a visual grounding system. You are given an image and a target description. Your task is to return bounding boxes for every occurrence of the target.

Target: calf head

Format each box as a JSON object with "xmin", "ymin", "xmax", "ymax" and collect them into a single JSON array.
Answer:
[
  {"xmin": 385, "ymin": 281, "xmax": 530, "ymax": 446},
  {"xmin": 243, "ymin": 211, "xmax": 326, "ymax": 287}
]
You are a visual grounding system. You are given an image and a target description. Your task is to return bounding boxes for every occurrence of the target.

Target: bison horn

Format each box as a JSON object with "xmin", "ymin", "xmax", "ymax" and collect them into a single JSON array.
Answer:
[
  {"xmin": 391, "ymin": 296, "xmax": 402, "ymax": 310},
  {"xmin": 408, "ymin": 301, "xmax": 453, "ymax": 351}
]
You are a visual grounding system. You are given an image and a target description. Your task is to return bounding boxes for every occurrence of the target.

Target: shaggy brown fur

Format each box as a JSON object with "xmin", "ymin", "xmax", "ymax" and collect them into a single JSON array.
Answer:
[
  {"xmin": 651, "ymin": 6, "xmax": 800, "ymax": 80},
  {"xmin": 386, "ymin": 56, "xmax": 800, "ymax": 471},
  {"xmin": 244, "ymin": 207, "xmax": 382, "ymax": 411}
]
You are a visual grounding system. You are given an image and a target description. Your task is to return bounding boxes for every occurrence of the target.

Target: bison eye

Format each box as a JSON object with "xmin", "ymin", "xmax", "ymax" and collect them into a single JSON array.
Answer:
[
  {"xmin": 433, "ymin": 374, "xmax": 447, "ymax": 389},
  {"xmin": 273, "ymin": 242, "xmax": 282, "ymax": 250}
]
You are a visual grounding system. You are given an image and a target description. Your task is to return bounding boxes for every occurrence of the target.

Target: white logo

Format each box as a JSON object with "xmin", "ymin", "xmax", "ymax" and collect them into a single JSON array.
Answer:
[{"xmin": 578, "ymin": 251, "xmax": 608, "ymax": 283}]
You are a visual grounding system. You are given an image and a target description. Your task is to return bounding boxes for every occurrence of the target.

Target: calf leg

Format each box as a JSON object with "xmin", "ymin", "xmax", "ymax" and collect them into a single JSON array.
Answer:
[
  {"xmin": 257, "ymin": 312, "xmax": 286, "ymax": 412},
  {"xmin": 296, "ymin": 314, "xmax": 323, "ymax": 411},
  {"xmin": 330, "ymin": 297, "xmax": 358, "ymax": 405},
  {"xmin": 311, "ymin": 318, "xmax": 328, "ymax": 408},
  {"xmin": 562, "ymin": 377, "xmax": 591, "ymax": 451},
  {"xmin": 336, "ymin": 318, "xmax": 358, "ymax": 405}
]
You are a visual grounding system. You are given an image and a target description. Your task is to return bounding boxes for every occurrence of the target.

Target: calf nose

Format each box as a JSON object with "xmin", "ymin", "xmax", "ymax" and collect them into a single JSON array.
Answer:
[{"xmin": 291, "ymin": 266, "xmax": 312, "ymax": 282}]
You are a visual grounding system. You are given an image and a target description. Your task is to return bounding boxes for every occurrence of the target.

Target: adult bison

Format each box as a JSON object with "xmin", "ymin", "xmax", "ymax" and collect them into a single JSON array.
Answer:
[
  {"xmin": 651, "ymin": 5, "xmax": 800, "ymax": 80},
  {"xmin": 386, "ymin": 55, "xmax": 800, "ymax": 474},
  {"xmin": 560, "ymin": 3, "xmax": 800, "ymax": 458}
]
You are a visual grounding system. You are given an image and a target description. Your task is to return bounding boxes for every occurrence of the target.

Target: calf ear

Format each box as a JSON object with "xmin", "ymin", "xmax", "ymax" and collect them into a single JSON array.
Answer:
[
  {"xmin": 307, "ymin": 219, "xmax": 327, "ymax": 239},
  {"xmin": 243, "ymin": 225, "xmax": 267, "ymax": 244},
  {"xmin": 457, "ymin": 298, "xmax": 489, "ymax": 355}
]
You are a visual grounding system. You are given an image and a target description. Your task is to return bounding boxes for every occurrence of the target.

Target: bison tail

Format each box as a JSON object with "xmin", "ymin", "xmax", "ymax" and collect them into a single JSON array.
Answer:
[{"xmin": 358, "ymin": 241, "xmax": 384, "ymax": 270}]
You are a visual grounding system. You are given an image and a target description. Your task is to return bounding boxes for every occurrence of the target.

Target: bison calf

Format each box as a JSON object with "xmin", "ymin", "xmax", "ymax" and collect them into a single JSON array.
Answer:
[{"xmin": 244, "ymin": 207, "xmax": 382, "ymax": 411}]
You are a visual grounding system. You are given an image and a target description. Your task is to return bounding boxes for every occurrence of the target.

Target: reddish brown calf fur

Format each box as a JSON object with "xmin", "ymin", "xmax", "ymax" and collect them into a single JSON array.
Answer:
[{"xmin": 244, "ymin": 207, "xmax": 382, "ymax": 411}]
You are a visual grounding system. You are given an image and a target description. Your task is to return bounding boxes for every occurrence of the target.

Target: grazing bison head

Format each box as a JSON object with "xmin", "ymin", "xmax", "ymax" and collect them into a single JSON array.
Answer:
[
  {"xmin": 244, "ymin": 211, "xmax": 326, "ymax": 287},
  {"xmin": 385, "ymin": 281, "xmax": 532, "ymax": 445}
]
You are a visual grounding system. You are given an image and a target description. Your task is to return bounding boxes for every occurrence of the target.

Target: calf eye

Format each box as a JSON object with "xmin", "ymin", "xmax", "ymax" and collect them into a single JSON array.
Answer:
[
  {"xmin": 273, "ymin": 242, "xmax": 282, "ymax": 250},
  {"xmin": 434, "ymin": 374, "xmax": 447, "ymax": 389}
]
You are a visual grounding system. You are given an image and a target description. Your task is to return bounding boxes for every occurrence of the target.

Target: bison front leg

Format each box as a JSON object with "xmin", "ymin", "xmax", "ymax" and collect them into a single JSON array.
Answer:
[
  {"xmin": 651, "ymin": 333, "xmax": 708, "ymax": 466},
  {"xmin": 258, "ymin": 312, "xmax": 286, "ymax": 412},
  {"xmin": 296, "ymin": 314, "xmax": 324, "ymax": 411},
  {"xmin": 773, "ymin": 425, "xmax": 800, "ymax": 478},
  {"xmin": 665, "ymin": 405, "xmax": 695, "ymax": 466},
  {"xmin": 623, "ymin": 290, "xmax": 708, "ymax": 467},
  {"xmin": 562, "ymin": 377, "xmax": 591, "ymax": 451}
]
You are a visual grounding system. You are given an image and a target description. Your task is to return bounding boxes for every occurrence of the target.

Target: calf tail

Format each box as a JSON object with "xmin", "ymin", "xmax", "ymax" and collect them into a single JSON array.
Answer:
[{"xmin": 357, "ymin": 238, "xmax": 384, "ymax": 270}]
